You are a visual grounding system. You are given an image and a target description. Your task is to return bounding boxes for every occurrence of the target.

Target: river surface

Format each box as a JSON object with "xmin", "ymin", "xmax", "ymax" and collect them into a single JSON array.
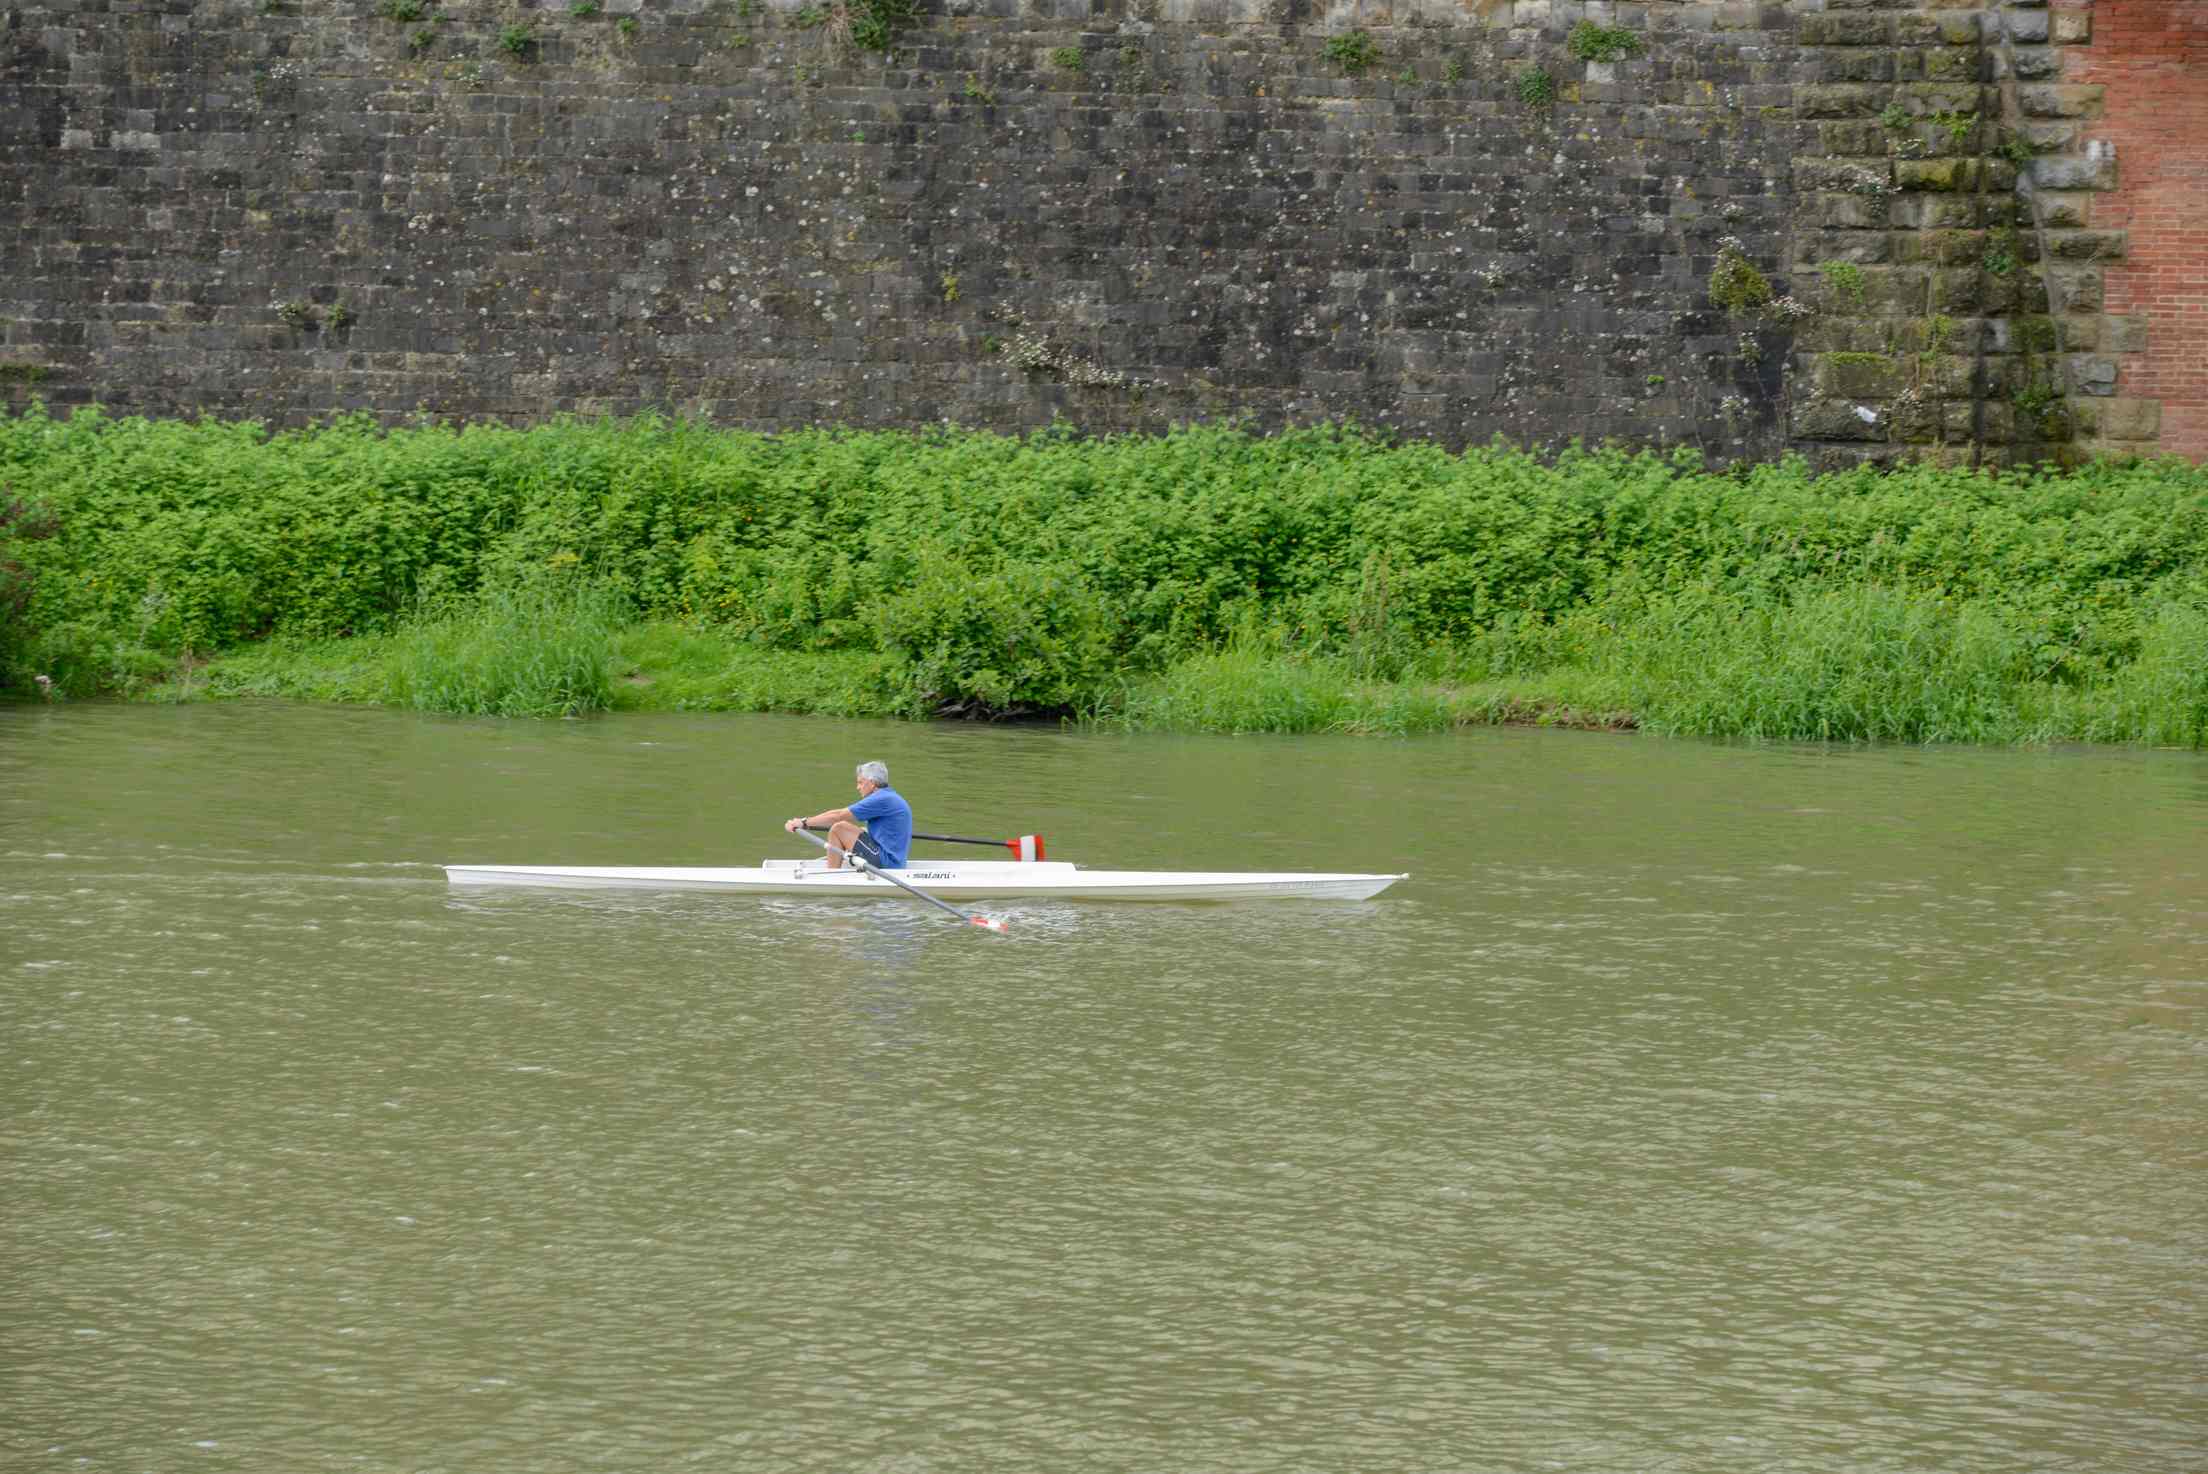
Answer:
[{"xmin": 3, "ymin": 702, "xmax": 2204, "ymax": 1473}]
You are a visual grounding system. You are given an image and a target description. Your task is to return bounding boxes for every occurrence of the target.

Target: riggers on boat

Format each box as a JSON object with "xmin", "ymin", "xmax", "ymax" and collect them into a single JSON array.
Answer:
[{"xmin": 442, "ymin": 858, "xmax": 1406, "ymax": 902}]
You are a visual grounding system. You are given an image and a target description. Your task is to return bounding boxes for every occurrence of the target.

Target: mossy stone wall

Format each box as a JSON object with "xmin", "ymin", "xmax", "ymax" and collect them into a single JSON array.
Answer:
[{"xmin": 0, "ymin": 0, "xmax": 2159, "ymax": 463}]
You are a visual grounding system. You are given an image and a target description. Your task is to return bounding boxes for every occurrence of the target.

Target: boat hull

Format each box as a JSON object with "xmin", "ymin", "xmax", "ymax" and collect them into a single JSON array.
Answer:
[{"xmin": 442, "ymin": 860, "xmax": 1404, "ymax": 902}]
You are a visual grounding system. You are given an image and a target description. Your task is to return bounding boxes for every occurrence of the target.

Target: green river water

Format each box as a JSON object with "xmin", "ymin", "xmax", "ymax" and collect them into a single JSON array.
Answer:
[{"xmin": 3, "ymin": 703, "xmax": 2204, "ymax": 1473}]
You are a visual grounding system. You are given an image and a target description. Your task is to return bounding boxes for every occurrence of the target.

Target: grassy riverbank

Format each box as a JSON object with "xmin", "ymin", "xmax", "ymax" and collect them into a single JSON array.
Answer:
[{"xmin": 5, "ymin": 405, "xmax": 2205, "ymax": 745}]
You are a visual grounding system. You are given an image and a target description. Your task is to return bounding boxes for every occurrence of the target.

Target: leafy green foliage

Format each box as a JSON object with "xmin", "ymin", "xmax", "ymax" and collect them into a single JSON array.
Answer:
[
  {"xmin": 1565, "ymin": 21, "xmax": 1642, "ymax": 62},
  {"xmin": 3, "ymin": 405, "xmax": 2205, "ymax": 741},
  {"xmin": 1709, "ymin": 240, "xmax": 1774, "ymax": 314},
  {"xmin": 1819, "ymin": 259, "xmax": 1868, "ymax": 309},
  {"xmin": 1323, "ymin": 30, "xmax": 1381, "ymax": 75},
  {"xmin": 1515, "ymin": 65, "xmax": 1555, "ymax": 108}
]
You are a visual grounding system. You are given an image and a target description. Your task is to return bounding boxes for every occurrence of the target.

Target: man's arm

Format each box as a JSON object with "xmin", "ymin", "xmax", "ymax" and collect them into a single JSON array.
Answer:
[{"xmin": 785, "ymin": 806, "xmax": 856, "ymax": 832}]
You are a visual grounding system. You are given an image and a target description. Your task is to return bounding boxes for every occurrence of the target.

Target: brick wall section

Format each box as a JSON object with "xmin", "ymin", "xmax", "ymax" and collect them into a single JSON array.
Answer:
[{"xmin": 2059, "ymin": 0, "xmax": 2208, "ymax": 458}]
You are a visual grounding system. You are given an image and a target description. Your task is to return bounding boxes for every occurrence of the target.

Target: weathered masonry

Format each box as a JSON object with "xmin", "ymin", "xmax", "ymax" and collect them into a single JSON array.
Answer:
[{"xmin": 2, "ymin": 0, "xmax": 2202, "ymax": 464}]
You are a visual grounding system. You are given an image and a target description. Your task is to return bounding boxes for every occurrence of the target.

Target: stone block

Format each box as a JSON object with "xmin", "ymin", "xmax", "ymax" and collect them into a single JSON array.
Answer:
[
  {"xmin": 1900, "ymin": 231, "xmax": 1988, "ymax": 267},
  {"xmin": 2052, "ymin": 10, "xmax": 2091, "ymax": 44},
  {"xmin": 2067, "ymin": 353, "xmax": 2118, "ymax": 396},
  {"xmin": 1891, "ymin": 194, "xmax": 1988, "ymax": 230},
  {"xmin": 2045, "ymin": 230, "xmax": 2125, "ymax": 262},
  {"xmin": 2103, "ymin": 314, "xmax": 2148, "ymax": 354},
  {"xmin": 1796, "ymin": 13, "xmax": 1891, "ymax": 45},
  {"xmin": 1812, "ymin": 49, "xmax": 1894, "ymax": 84},
  {"xmin": 2028, "ymin": 154, "xmax": 2118, "ymax": 191},
  {"xmin": 2046, "ymin": 267, "xmax": 2102, "ymax": 313},
  {"xmin": 1811, "ymin": 350, "xmax": 1905, "ymax": 398},
  {"xmin": 2017, "ymin": 83, "xmax": 2102, "ymax": 119},
  {"xmin": 1793, "ymin": 395, "xmax": 1891, "ymax": 441},
  {"xmin": 2096, "ymin": 398, "xmax": 2160, "ymax": 440},
  {"xmin": 1921, "ymin": 47, "xmax": 1983, "ymax": 83},
  {"xmin": 2029, "ymin": 190, "xmax": 2094, "ymax": 228},
  {"xmin": 1798, "ymin": 230, "xmax": 1890, "ymax": 266},
  {"xmin": 1893, "ymin": 82, "xmax": 1994, "ymax": 115},
  {"xmin": 1797, "ymin": 84, "xmax": 1883, "ymax": 118},
  {"xmin": 2051, "ymin": 314, "xmax": 2099, "ymax": 351},
  {"xmin": 1896, "ymin": 12, "xmax": 1983, "ymax": 44},
  {"xmin": 1817, "ymin": 120, "xmax": 1891, "ymax": 155},
  {"xmin": 1895, "ymin": 157, "xmax": 1979, "ymax": 192},
  {"xmin": 1808, "ymin": 191, "xmax": 1892, "ymax": 229}
]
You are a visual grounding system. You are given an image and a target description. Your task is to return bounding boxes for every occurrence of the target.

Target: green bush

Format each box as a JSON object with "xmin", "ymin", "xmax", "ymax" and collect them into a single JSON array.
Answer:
[
  {"xmin": 4, "ymin": 403, "xmax": 2206, "ymax": 743},
  {"xmin": 870, "ymin": 551, "xmax": 1116, "ymax": 717}
]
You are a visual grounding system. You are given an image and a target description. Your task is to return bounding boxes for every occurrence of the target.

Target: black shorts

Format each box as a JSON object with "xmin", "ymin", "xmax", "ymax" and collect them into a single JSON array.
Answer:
[{"xmin": 852, "ymin": 833, "xmax": 887, "ymax": 867}]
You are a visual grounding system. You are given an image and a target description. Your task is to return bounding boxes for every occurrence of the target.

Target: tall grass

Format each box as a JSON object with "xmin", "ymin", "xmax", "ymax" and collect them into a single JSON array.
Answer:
[
  {"xmin": 1104, "ymin": 645, "xmax": 1460, "ymax": 735},
  {"xmin": 385, "ymin": 580, "xmax": 625, "ymax": 717}
]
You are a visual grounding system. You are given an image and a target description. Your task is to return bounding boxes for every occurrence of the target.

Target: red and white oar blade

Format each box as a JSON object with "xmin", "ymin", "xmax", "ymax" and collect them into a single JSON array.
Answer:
[
  {"xmin": 1003, "ymin": 834, "xmax": 1046, "ymax": 862},
  {"xmin": 971, "ymin": 915, "xmax": 1009, "ymax": 933}
]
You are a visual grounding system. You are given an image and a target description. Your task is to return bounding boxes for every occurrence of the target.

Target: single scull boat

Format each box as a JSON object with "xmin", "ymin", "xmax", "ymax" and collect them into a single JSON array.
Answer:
[{"xmin": 442, "ymin": 858, "xmax": 1405, "ymax": 902}]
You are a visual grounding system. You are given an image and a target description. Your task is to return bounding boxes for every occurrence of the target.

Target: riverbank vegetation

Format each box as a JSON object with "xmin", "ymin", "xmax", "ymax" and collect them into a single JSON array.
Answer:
[{"xmin": 3, "ymin": 405, "xmax": 2203, "ymax": 745}]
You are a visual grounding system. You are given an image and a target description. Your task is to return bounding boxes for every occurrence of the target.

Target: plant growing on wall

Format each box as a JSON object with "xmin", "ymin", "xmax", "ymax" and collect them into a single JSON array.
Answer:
[
  {"xmin": 1982, "ymin": 227, "xmax": 2018, "ymax": 277},
  {"xmin": 800, "ymin": 0, "xmax": 917, "ymax": 53},
  {"xmin": 1515, "ymin": 65, "xmax": 1554, "ymax": 109},
  {"xmin": 1818, "ymin": 260, "xmax": 1868, "ymax": 310},
  {"xmin": 1324, "ymin": 30, "xmax": 1381, "ymax": 75},
  {"xmin": 1708, "ymin": 238, "xmax": 1773, "ymax": 316},
  {"xmin": 1565, "ymin": 21, "xmax": 1641, "ymax": 62}
]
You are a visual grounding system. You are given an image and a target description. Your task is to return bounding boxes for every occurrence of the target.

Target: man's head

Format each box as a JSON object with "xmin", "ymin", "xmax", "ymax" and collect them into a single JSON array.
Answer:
[{"xmin": 855, "ymin": 760, "xmax": 889, "ymax": 792}]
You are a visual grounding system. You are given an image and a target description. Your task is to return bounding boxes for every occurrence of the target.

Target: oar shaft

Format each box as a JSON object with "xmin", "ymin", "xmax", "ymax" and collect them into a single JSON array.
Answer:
[
  {"xmin": 805, "ymin": 823, "xmax": 1042, "ymax": 861},
  {"xmin": 789, "ymin": 826, "xmax": 1002, "ymax": 930}
]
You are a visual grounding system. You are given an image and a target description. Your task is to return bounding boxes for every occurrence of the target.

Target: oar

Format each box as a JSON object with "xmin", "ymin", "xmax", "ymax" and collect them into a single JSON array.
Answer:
[
  {"xmin": 917, "ymin": 830, "xmax": 1045, "ymax": 861},
  {"xmin": 800, "ymin": 822, "xmax": 1044, "ymax": 861},
  {"xmin": 790, "ymin": 826, "xmax": 1008, "ymax": 933}
]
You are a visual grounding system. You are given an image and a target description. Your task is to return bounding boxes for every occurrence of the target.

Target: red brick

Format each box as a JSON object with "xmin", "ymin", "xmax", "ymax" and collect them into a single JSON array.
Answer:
[{"xmin": 2065, "ymin": 0, "xmax": 2208, "ymax": 458}]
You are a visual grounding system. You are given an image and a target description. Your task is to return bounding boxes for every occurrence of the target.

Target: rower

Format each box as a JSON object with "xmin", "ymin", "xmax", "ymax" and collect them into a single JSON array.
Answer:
[{"xmin": 785, "ymin": 760, "xmax": 912, "ymax": 871}]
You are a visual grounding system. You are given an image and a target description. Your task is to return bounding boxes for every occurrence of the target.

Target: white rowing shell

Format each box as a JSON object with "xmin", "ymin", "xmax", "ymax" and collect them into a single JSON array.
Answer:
[{"xmin": 443, "ymin": 859, "xmax": 1405, "ymax": 902}]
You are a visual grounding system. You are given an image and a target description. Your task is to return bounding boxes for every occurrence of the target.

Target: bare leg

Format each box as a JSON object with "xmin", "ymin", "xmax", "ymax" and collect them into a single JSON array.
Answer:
[{"xmin": 825, "ymin": 819, "xmax": 864, "ymax": 869}]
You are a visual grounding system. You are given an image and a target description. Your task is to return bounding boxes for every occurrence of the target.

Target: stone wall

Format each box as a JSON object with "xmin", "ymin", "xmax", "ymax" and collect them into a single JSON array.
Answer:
[{"xmin": 0, "ymin": 0, "xmax": 2195, "ymax": 462}]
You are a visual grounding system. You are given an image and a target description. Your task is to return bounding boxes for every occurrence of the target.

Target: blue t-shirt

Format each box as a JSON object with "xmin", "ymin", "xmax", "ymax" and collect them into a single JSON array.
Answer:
[{"xmin": 849, "ymin": 785, "xmax": 912, "ymax": 869}]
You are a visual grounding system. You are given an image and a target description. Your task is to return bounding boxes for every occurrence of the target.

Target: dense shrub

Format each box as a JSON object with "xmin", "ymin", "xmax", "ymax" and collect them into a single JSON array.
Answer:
[{"xmin": 2, "ymin": 403, "xmax": 2204, "ymax": 739}]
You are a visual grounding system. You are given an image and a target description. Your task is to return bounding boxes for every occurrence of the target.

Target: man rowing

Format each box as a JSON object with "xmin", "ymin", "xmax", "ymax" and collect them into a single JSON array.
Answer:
[{"xmin": 786, "ymin": 760, "xmax": 912, "ymax": 871}]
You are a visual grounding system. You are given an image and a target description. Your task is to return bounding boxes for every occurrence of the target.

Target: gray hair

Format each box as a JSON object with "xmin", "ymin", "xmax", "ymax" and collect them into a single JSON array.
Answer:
[{"xmin": 856, "ymin": 760, "xmax": 889, "ymax": 786}]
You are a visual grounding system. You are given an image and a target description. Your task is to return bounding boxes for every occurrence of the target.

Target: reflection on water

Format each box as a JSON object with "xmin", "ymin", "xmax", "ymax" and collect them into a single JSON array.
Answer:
[{"xmin": 2, "ymin": 703, "xmax": 2204, "ymax": 1472}]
